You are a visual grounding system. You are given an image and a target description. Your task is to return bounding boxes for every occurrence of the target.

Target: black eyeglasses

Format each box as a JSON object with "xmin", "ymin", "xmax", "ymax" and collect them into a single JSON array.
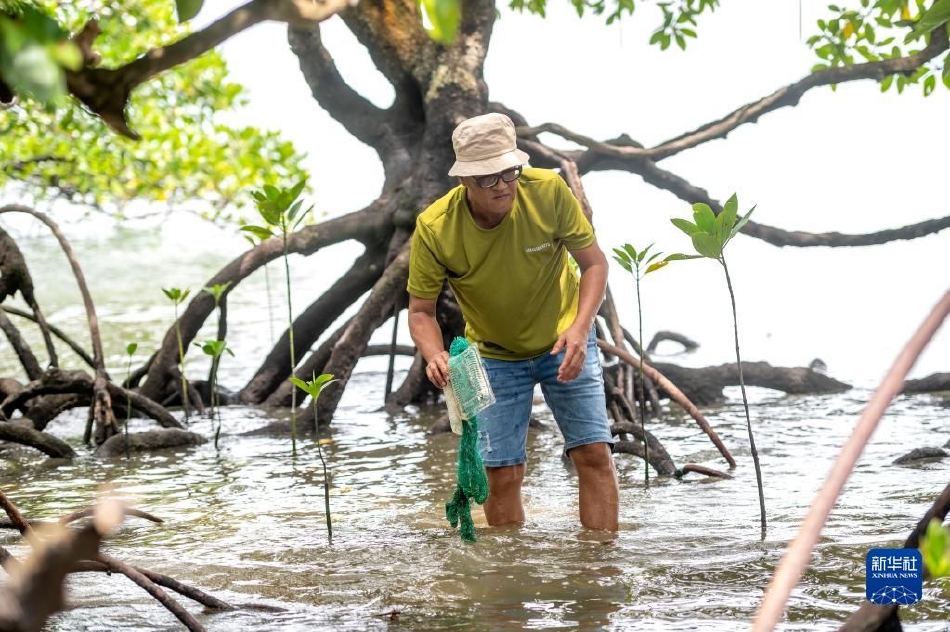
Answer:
[{"xmin": 474, "ymin": 165, "xmax": 523, "ymax": 189}]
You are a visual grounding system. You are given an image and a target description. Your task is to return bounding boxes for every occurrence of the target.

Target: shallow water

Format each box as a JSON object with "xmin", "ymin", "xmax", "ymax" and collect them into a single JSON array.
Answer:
[
  {"xmin": 1, "ymin": 230, "xmax": 949, "ymax": 630},
  {"xmin": 1, "ymin": 374, "xmax": 948, "ymax": 631}
]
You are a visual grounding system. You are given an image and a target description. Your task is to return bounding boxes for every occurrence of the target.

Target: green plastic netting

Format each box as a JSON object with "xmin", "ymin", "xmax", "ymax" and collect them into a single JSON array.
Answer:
[{"xmin": 444, "ymin": 337, "xmax": 490, "ymax": 542}]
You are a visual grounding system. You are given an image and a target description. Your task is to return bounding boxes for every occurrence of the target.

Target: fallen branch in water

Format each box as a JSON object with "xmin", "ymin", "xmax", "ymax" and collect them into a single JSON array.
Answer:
[
  {"xmin": 598, "ymin": 340, "xmax": 736, "ymax": 469},
  {"xmin": 0, "ymin": 489, "xmax": 233, "ymax": 631}
]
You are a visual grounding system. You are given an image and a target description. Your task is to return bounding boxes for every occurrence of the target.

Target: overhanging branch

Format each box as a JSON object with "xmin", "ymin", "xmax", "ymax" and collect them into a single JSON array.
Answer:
[
  {"xmin": 64, "ymin": 0, "xmax": 354, "ymax": 138},
  {"xmin": 517, "ymin": 28, "xmax": 949, "ymax": 163},
  {"xmin": 517, "ymin": 134, "xmax": 950, "ymax": 248}
]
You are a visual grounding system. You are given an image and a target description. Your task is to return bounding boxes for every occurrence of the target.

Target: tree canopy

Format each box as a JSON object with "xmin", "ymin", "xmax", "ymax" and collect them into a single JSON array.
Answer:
[{"xmin": 0, "ymin": 0, "xmax": 311, "ymax": 223}]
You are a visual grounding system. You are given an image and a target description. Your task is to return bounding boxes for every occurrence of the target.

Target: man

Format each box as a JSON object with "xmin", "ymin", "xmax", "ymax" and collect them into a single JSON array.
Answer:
[{"xmin": 407, "ymin": 112, "xmax": 619, "ymax": 531}]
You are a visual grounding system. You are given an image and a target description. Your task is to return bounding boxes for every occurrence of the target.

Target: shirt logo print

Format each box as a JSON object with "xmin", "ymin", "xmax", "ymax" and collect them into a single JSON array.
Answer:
[{"xmin": 524, "ymin": 242, "xmax": 552, "ymax": 253}]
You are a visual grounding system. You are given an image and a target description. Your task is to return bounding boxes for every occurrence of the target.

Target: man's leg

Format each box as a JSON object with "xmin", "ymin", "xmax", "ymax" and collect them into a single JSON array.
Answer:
[
  {"xmin": 540, "ymin": 327, "xmax": 619, "ymax": 530},
  {"xmin": 568, "ymin": 442, "xmax": 619, "ymax": 530},
  {"xmin": 477, "ymin": 356, "xmax": 534, "ymax": 527},
  {"xmin": 483, "ymin": 463, "xmax": 527, "ymax": 525}
]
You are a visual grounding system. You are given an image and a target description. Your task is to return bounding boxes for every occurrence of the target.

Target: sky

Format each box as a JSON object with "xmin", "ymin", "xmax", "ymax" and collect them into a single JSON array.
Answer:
[{"xmin": 186, "ymin": 0, "xmax": 950, "ymax": 387}]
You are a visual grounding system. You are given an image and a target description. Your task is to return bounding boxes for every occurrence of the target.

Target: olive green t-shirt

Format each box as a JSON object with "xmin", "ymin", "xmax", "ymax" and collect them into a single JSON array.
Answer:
[{"xmin": 407, "ymin": 168, "xmax": 595, "ymax": 360}]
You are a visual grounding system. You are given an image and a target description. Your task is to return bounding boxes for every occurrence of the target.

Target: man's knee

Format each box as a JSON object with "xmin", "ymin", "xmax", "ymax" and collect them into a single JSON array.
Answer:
[
  {"xmin": 568, "ymin": 442, "xmax": 614, "ymax": 470},
  {"xmin": 486, "ymin": 464, "xmax": 526, "ymax": 493}
]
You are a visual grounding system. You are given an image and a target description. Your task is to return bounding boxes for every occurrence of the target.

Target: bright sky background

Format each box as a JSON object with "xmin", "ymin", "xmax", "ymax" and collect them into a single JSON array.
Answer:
[{"xmin": 188, "ymin": 0, "xmax": 949, "ymax": 387}]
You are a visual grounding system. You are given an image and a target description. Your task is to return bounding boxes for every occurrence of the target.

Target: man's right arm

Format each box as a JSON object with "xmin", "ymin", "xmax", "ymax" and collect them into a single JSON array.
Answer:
[{"xmin": 408, "ymin": 294, "xmax": 450, "ymax": 389}]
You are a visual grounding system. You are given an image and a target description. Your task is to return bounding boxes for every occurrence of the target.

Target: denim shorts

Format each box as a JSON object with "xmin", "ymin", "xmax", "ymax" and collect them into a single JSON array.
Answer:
[{"xmin": 476, "ymin": 328, "xmax": 614, "ymax": 467}]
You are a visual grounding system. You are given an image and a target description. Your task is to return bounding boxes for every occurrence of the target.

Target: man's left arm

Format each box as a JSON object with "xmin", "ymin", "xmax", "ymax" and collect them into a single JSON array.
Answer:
[{"xmin": 550, "ymin": 241, "xmax": 608, "ymax": 383}]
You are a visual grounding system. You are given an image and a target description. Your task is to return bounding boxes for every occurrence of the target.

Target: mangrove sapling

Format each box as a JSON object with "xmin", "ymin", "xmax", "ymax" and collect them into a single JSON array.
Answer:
[
  {"xmin": 203, "ymin": 282, "xmax": 232, "ymax": 385},
  {"xmin": 242, "ymin": 180, "xmax": 311, "ymax": 456},
  {"xmin": 194, "ymin": 339, "xmax": 233, "ymax": 449},
  {"xmin": 612, "ymin": 243, "xmax": 695, "ymax": 484},
  {"xmin": 124, "ymin": 342, "xmax": 137, "ymax": 457},
  {"xmin": 670, "ymin": 194, "xmax": 766, "ymax": 535},
  {"xmin": 290, "ymin": 372, "xmax": 338, "ymax": 544},
  {"xmin": 162, "ymin": 287, "xmax": 191, "ymax": 423}
]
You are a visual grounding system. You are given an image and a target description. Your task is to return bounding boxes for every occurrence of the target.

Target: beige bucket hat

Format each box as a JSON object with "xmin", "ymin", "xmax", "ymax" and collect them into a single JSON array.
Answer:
[{"xmin": 447, "ymin": 113, "xmax": 530, "ymax": 177}]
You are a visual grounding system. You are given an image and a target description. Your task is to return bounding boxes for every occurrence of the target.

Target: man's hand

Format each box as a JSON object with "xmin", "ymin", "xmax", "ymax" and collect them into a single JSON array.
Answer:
[
  {"xmin": 551, "ymin": 325, "xmax": 588, "ymax": 383},
  {"xmin": 425, "ymin": 350, "xmax": 451, "ymax": 389}
]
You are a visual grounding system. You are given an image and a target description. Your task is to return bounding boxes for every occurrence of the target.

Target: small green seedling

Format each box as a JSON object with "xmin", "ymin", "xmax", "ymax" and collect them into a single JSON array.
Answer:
[
  {"xmin": 290, "ymin": 372, "xmax": 338, "ymax": 545},
  {"xmin": 671, "ymin": 193, "xmax": 766, "ymax": 536},
  {"xmin": 242, "ymin": 179, "xmax": 311, "ymax": 456},
  {"xmin": 612, "ymin": 243, "xmax": 695, "ymax": 484},
  {"xmin": 162, "ymin": 286, "xmax": 191, "ymax": 422},
  {"xmin": 194, "ymin": 339, "xmax": 233, "ymax": 449},
  {"xmin": 203, "ymin": 282, "xmax": 231, "ymax": 308}
]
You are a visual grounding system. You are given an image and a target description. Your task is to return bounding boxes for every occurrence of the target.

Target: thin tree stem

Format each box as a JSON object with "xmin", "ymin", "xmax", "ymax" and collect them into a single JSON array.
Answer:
[
  {"xmin": 124, "ymin": 355, "xmax": 132, "ymax": 458},
  {"xmin": 174, "ymin": 304, "xmax": 189, "ymax": 423},
  {"xmin": 314, "ymin": 406, "xmax": 332, "ymax": 544},
  {"xmin": 635, "ymin": 273, "xmax": 649, "ymax": 484},
  {"xmin": 283, "ymin": 231, "xmax": 297, "ymax": 456},
  {"xmin": 722, "ymin": 256, "xmax": 766, "ymax": 537},
  {"xmin": 212, "ymin": 367, "xmax": 220, "ymax": 449}
]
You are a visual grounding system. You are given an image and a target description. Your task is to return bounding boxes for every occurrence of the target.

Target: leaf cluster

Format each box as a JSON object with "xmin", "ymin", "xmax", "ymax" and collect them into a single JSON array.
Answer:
[
  {"xmin": 290, "ymin": 372, "xmax": 337, "ymax": 401},
  {"xmin": 508, "ymin": 0, "xmax": 717, "ymax": 48},
  {"xmin": 194, "ymin": 339, "xmax": 233, "ymax": 359},
  {"xmin": 162, "ymin": 286, "xmax": 190, "ymax": 304},
  {"xmin": 612, "ymin": 242, "xmax": 696, "ymax": 279},
  {"xmin": 241, "ymin": 180, "xmax": 311, "ymax": 241},
  {"xmin": 0, "ymin": 1, "xmax": 307, "ymax": 223},
  {"xmin": 808, "ymin": 0, "xmax": 950, "ymax": 96},
  {"xmin": 670, "ymin": 193, "xmax": 753, "ymax": 260}
]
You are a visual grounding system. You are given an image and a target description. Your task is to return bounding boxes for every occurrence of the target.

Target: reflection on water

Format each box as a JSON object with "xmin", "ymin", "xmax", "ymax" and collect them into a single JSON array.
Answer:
[{"xmin": 0, "ymin": 374, "xmax": 948, "ymax": 631}]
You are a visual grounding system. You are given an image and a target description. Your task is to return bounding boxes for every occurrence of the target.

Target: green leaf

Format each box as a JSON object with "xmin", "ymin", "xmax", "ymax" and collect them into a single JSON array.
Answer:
[
  {"xmin": 312, "ymin": 373, "xmax": 337, "ymax": 395},
  {"xmin": 611, "ymin": 247, "xmax": 630, "ymax": 262},
  {"xmin": 175, "ymin": 0, "xmax": 204, "ymax": 22},
  {"xmin": 671, "ymin": 218, "xmax": 700, "ymax": 236},
  {"xmin": 636, "ymin": 243, "xmax": 653, "ymax": 263},
  {"xmin": 920, "ymin": 518, "xmax": 950, "ymax": 578},
  {"xmin": 289, "ymin": 178, "xmax": 307, "ymax": 202},
  {"xmin": 621, "ymin": 243, "xmax": 637, "ymax": 262},
  {"xmin": 729, "ymin": 204, "xmax": 756, "ymax": 240},
  {"xmin": 911, "ymin": 0, "xmax": 950, "ymax": 37},
  {"xmin": 419, "ymin": 0, "xmax": 461, "ymax": 44},
  {"xmin": 289, "ymin": 376, "xmax": 315, "ymax": 398},
  {"xmin": 241, "ymin": 225, "xmax": 274, "ymax": 240},
  {"xmin": 126, "ymin": 342, "xmax": 138, "ymax": 355},
  {"xmin": 690, "ymin": 232, "xmax": 722, "ymax": 259},
  {"xmin": 692, "ymin": 202, "xmax": 716, "ymax": 233},
  {"xmin": 287, "ymin": 199, "xmax": 303, "ymax": 223},
  {"xmin": 923, "ymin": 73, "xmax": 937, "ymax": 96},
  {"xmin": 612, "ymin": 248, "xmax": 633, "ymax": 273},
  {"xmin": 162, "ymin": 287, "xmax": 181, "ymax": 302},
  {"xmin": 664, "ymin": 253, "xmax": 702, "ymax": 261},
  {"xmin": 645, "ymin": 260, "xmax": 669, "ymax": 274}
]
